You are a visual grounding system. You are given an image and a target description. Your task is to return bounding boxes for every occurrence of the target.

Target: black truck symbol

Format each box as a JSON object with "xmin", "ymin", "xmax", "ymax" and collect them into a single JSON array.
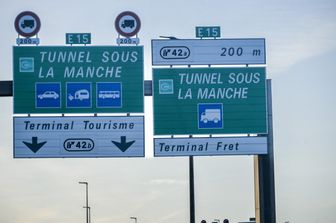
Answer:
[
  {"xmin": 21, "ymin": 19, "xmax": 35, "ymax": 29},
  {"xmin": 121, "ymin": 19, "xmax": 135, "ymax": 28}
]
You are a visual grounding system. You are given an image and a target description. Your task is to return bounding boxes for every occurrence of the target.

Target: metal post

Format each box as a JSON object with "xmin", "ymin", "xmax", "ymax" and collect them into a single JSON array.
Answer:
[
  {"xmin": 84, "ymin": 206, "xmax": 91, "ymax": 223},
  {"xmin": 79, "ymin": 182, "xmax": 89, "ymax": 223},
  {"xmin": 254, "ymin": 156, "xmax": 261, "ymax": 223},
  {"xmin": 0, "ymin": 81, "xmax": 13, "ymax": 97},
  {"xmin": 189, "ymin": 156, "xmax": 195, "ymax": 223},
  {"xmin": 88, "ymin": 207, "xmax": 91, "ymax": 223},
  {"xmin": 258, "ymin": 79, "xmax": 276, "ymax": 223},
  {"xmin": 0, "ymin": 80, "xmax": 156, "ymax": 97}
]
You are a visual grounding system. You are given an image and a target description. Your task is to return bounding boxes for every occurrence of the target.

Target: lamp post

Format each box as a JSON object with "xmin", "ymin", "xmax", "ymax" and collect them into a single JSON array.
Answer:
[
  {"xmin": 130, "ymin": 216, "xmax": 137, "ymax": 223},
  {"xmin": 79, "ymin": 181, "xmax": 89, "ymax": 223},
  {"xmin": 89, "ymin": 207, "xmax": 91, "ymax": 223},
  {"xmin": 83, "ymin": 206, "xmax": 91, "ymax": 223}
]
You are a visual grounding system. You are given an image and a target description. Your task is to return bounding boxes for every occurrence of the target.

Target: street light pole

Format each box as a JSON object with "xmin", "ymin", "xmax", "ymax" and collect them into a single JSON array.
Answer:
[
  {"xmin": 88, "ymin": 206, "xmax": 91, "ymax": 223},
  {"xmin": 130, "ymin": 216, "xmax": 137, "ymax": 223},
  {"xmin": 83, "ymin": 206, "xmax": 91, "ymax": 223},
  {"xmin": 79, "ymin": 181, "xmax": 89, "ymax": 223},
  {"xmin": 189, "ymin": 156, "xmax": 195, "ymax": 223}
]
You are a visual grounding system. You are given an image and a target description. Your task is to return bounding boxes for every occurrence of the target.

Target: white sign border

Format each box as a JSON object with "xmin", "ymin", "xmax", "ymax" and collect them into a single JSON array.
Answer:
[
  {"xmin": 151, "ymin": 38, "xmax": 266, "ymax": 65},
  {"xmin": 154, "ymin": 136, "xmax": 267, "ymax": 157},
  {"xmin": 13, "ymin": 115, "xmax": 145, "ymax": 158}
]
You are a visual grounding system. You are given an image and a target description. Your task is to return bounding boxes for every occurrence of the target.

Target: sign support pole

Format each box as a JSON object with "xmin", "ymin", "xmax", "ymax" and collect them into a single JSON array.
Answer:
[
  {"xmin": 257, "ymin": 79, "xmax": 276, "ymax": 223},
  {"xmin": 0, "ymin": 81, "xmax": 12, "ymax": 96},
  {"xmin": 254, "ymin": 155, "xmax": 261, "ymax": 223},
  {"xmin": 189, "ymin": 155, "xmax": 195, "ymax": 223}
]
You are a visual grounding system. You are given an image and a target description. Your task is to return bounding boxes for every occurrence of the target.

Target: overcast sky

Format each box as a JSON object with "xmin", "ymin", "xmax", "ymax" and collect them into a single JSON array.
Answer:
[{"xmin": 1, "ymin": 0, "xmax": 336, "ymax": 223}]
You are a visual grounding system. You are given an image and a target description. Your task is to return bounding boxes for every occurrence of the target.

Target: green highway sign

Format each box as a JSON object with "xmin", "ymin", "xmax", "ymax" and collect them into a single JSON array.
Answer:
[
  {"xmin": 66, "ymin": 33, "xmax": 91, "ymax": 45},
  {"xmin": 196, "ymin": 26, "xmax": 221, "ymax": 38},
  {"xmin": 153, "ymin": 67, "xmax": 267, "ymax": 135},
  {"xmin": 13, "ymin": 46, "xmax": 144, "ymax": 114}
]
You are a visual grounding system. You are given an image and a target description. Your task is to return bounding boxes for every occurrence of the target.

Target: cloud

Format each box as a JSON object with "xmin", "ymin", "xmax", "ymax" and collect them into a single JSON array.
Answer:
[
  {"xmin": 146, "ymin": 178, "xmax": 187, "ymax": 186},
  {"xmin": 265, "ymin": 2, "xmax": 336, "ymax": 75},
  {"xmin": 158, "ymin": 209, "xmax": 185, "ymax": 222}
]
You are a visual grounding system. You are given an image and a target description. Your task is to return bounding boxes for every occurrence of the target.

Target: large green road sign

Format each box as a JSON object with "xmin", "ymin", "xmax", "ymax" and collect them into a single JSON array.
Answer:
[
  {"xmin": 13, "ymin": 46, "xmax": 143, "ymax": 114},
  {"xmin": 153, "ymin": 67, "xmax": 267, "ymax": 135}
]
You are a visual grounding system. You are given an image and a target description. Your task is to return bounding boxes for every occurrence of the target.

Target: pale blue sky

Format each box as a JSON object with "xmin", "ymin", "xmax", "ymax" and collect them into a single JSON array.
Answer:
[{"xmin": 0, "ymin": 0, "xmax": 336, "ymax": 223}]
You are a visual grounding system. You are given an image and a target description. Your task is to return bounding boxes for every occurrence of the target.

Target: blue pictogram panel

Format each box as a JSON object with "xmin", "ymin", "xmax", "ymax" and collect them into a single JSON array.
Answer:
[
  {"xmin": 66, "ymin": 83, "xmax": 92, "ymax": 108},
  {"xmin": 198, "ymin": 103, "xmax": 223, "ymax": 129},
  {"xmin": 96, "ymin": 82, "xmax": 122, "ymax": 108},
  {"xmin": 36, "ymin": 83, "xmax": 61, "ymax": 108}
]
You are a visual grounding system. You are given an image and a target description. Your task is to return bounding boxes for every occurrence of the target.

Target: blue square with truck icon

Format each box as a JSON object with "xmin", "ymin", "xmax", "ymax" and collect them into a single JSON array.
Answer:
[
  {"xmin": 35, "ymin": 83, "xmax": 61, "ymax": 108},
  {"xmin": 66, "ymin": 83, "xmax": 92, "ymax": 108},
  {"xmin": 96, "ymin": 82, "xmax": 122, "ymax": 108},
  {"xmin": 198, "ymin": 103, "xmax": 223, "ymax": 129}
]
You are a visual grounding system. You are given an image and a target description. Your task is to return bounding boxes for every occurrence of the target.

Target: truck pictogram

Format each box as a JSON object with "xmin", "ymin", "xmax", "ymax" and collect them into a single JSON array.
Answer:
[
  {"xmin": 121, "ymin": 19, "xmax": 135, "ymax": 28},
  {"xmin": 200, "ymin": 109, "xmax": 221, "ymax": 123},
  {"xmin": 21, "ymin": 19, "xmax": 35, "ymax": 29}
]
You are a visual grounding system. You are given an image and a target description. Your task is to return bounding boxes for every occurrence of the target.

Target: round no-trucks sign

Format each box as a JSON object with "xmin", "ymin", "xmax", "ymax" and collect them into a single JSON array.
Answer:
[
  {"xmin": 115, "ymin": 11, "xmax": 141, "ymax": 37},
  {"xmin": 14, "ymin": 11, "xmax": 41, "ymax": 37}
]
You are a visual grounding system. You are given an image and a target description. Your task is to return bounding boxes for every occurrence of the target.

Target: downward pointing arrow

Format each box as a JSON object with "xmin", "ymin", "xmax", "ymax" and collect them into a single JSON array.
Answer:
[
  {"xmin": 112, "ymin": 136, "xmax": 135, "ymax": 152},
  {"xmin": 23, "ymin": 137, "xmax": 47, "ymax": 153}
]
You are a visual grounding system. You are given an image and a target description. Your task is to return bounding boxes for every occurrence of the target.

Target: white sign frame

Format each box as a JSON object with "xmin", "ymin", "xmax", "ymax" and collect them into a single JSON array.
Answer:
[
  {"xmin": 151, "ymin": 38, "xmax": 266, "ymax": 65},
  {"xmin": 154, "ymin": 136, "xmax": 267, "ymax": 157},
  {"xmin": 116, "ymin": 37, "xmax": 140, "ymax": 45},
  {"xmin": 14, "ymin": 116, "xmax": 144, "ymax": 158},
  {"xmin": 16, "ymin": 37, "xmax": 40, "ymax": 45}
]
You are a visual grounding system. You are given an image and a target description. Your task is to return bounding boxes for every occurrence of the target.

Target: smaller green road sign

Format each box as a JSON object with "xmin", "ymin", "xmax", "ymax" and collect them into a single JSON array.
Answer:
[
  {"xmin": 195, "ymin": 26, "xmax": 221, "ymax": 38},
  {"xmin": 153, "ymin": 67, "xmax": 267, "ymax": 135},
  {"xmin": 66, "ymin": 33, "xmax": 91, "ymax": 45},
  {"xmin": 13, "ymin": 46, "xmax": 143, "ymax": 114}
]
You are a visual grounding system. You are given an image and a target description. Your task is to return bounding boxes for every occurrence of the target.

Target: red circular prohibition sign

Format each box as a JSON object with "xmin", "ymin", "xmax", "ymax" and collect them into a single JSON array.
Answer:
[
  {"xmin": 14, "ymin": 11, "xmax": 41, "ymax": 37},
  {"xmin": 115, "ymin": 11, "xmax": 141, "ymax": 37}
]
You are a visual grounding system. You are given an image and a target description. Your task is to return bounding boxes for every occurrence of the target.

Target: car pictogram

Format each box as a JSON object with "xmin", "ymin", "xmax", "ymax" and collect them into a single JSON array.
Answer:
[{"xmin": 37, "ymin": 91, "xmax": 59, "ymax": 99}]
